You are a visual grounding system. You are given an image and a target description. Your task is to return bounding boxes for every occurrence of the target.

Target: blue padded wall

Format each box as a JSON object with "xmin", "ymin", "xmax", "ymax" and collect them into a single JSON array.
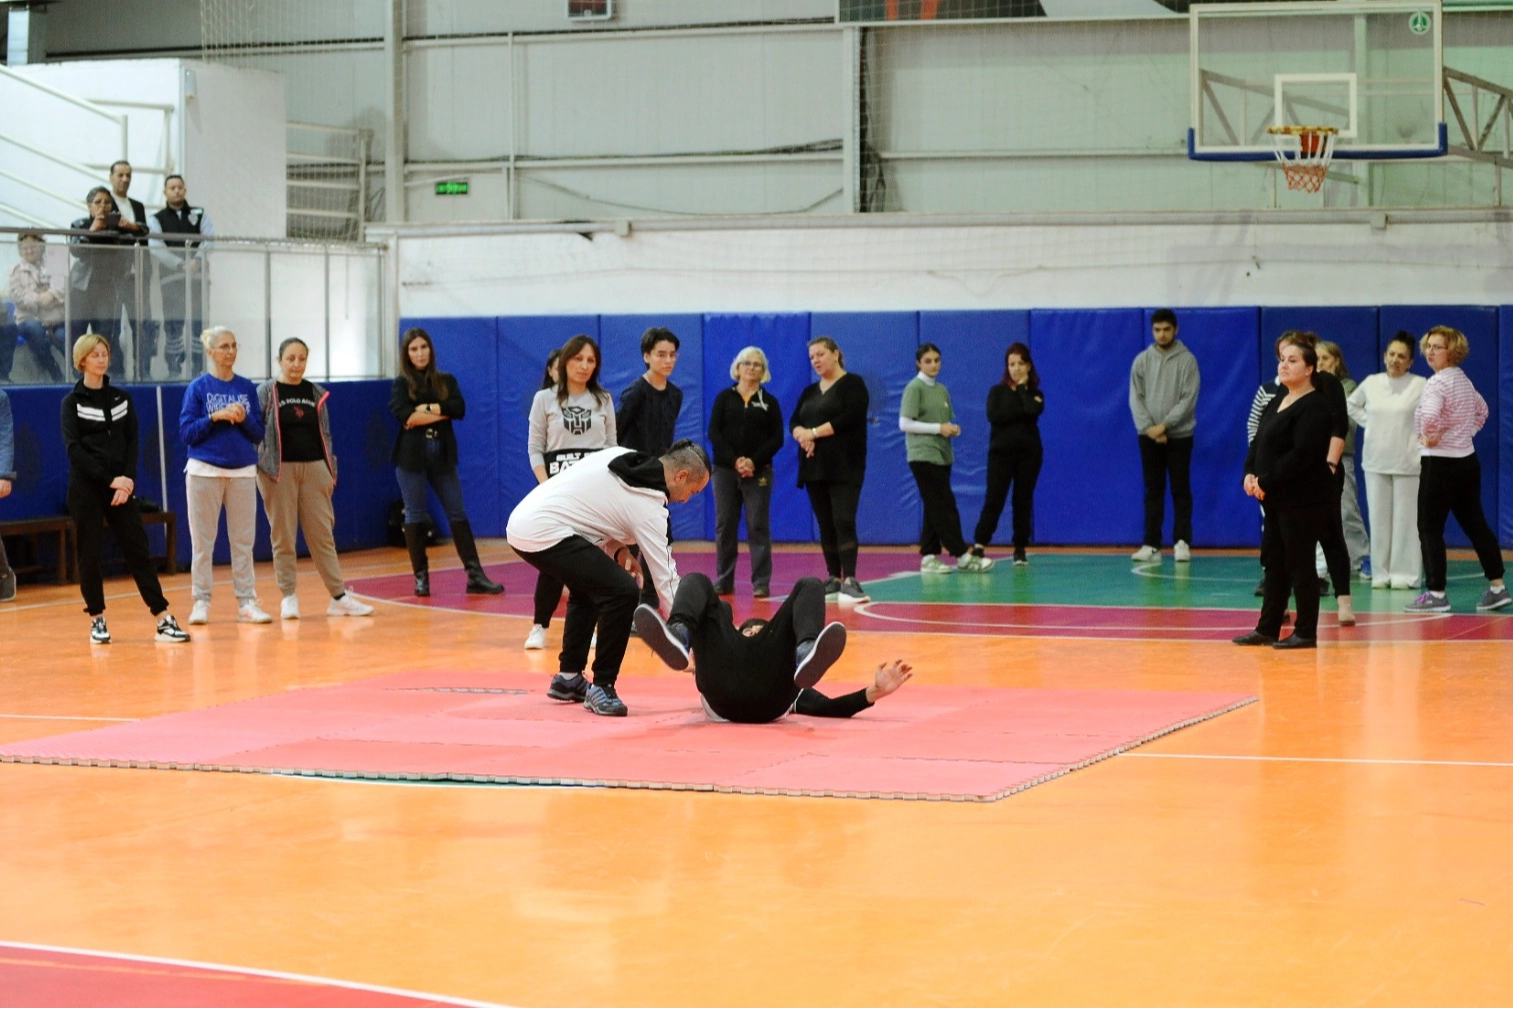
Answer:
[
  {"xmin": 917, "ymin": 311, "xmax": 1031, "ymax": 549},
  {"xmin": 599, "ymin": 314, "xmax": 706, "ymax": 540},
  {"xmin": 496, "ymin": 315, "xmax": 600, "ymax": 539},
  {"xmin": 1175, "ymin": 307, "xmax": 1261, "ymax": 548},
  {"xmin": 399, "ymin": 316, "xmax": 502, "ymax": 538},
  {"xmin": 701, "ymin": 313, "xmax": 814, "ymax": 544},
  {"xmin": 1380, "ymin": 306, "xmax": 1500, "ymax": 548},
  {"xmin": 809, "ymin": 312, "xmax": 921, "ymax": 546},
  {"xmin": 1029, "ymin": 309, "xmax": 1147, "ymax": 545}
]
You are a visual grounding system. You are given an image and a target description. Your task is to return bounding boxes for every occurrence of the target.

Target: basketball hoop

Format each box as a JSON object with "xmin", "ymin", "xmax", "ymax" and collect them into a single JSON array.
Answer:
[{"xmin": 1267, "ymin": 125, "xmax": 1339, "ymax": 193}]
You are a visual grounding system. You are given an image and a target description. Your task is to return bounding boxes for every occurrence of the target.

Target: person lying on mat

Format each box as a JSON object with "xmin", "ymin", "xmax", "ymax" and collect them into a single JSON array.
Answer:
[{"xmin": 634, "ymin": 572, "xmax": 912, "ymax": 723}]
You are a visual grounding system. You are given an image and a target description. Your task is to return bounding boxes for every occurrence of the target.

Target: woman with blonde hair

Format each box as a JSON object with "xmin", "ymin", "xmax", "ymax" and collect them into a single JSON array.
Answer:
[
  {"xmin": 257, "ymin": 337, "xmax": 375, "ymax": 620},
  {"xmin": 1403, "ymin": 326, "xmax": 1508, "ymax": 613},
  {"xmin": 62, "ymin": 333, "xmax": 190, "ymax": 644},
  {"xmin": 707, "ymin": 345, "xmax": 785, "ymax": 597}
]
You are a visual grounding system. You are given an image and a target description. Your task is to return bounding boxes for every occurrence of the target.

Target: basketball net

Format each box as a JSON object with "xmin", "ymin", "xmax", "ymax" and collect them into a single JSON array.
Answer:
[{"xmin": 1267, "ymin": 125, "xmax": 1339, "ymax": 194}]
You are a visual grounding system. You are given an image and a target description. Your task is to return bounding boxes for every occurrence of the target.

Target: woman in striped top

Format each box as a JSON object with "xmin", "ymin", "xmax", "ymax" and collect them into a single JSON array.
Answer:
[{"xmin": 1403, "ymin": 326, "xmax": 1508, "ymax": 613}]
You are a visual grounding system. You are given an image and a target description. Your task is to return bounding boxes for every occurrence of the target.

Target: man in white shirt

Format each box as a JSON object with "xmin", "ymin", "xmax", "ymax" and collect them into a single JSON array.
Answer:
[{"xmin": 507, "ymin": 440, "xmax": 710, "ymax": 717}]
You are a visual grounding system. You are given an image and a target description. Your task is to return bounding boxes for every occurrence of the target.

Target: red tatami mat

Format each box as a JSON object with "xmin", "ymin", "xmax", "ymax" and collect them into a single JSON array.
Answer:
[{"xmin": 0, "ymin": 673, "xmax": 1254, "ymax": 801}]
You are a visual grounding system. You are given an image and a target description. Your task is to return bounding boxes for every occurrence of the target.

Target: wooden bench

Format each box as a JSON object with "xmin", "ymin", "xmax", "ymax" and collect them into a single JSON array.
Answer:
[
  {"xmin": 137, "ymin": 510, "xmax": 178, "ymax": 575},
  {"xmin": 0, "ymin": 515, "xmax": 74, "ymax": 583}
]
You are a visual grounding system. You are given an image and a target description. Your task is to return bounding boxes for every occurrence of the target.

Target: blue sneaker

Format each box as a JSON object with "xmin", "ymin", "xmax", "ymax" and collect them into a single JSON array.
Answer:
[
  {"xmin": 584, "ymin": 682, "xmax": 628, "ymax": 717},
  {"xmin": 1358, "ymin": 558, "xmax": 1373, "ymax": 580},
  {"xmin": 547, "ymin": 672, "xmax": 589, "ymax": 702}
]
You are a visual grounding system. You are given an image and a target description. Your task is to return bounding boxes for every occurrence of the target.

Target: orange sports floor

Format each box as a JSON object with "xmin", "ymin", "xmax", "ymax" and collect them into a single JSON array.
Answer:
[{"xmin": 2, "ymin": 542, "xmax": 1511, "ymax": 1006}]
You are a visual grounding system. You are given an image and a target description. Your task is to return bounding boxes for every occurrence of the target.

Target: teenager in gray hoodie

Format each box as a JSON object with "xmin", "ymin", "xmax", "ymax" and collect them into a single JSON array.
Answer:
[{"xmin": 1129, "ymin": 309, "xmax": 1200, "ymax": 562}]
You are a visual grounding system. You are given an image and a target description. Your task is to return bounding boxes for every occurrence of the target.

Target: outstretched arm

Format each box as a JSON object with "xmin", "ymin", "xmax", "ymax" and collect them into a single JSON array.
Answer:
[{"xmin": 794, "ymin": 660, "xmax": 913, "ymax": 718}]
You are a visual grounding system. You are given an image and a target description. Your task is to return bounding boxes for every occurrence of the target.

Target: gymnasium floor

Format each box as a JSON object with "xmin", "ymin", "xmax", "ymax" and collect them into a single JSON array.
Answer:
[{"xmin": 2, "ymin": 541, "xmax": 1511, "ymax": 1006}]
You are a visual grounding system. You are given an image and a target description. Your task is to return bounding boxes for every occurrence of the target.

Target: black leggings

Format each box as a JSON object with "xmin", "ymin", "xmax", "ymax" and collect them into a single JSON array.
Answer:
[
  {"xmin": 69, "ymin": 479, "xmax": 169, "ymax": 618},
  {"xmin": 908, "ymin": 461, "xmax": 968, "ymax": 557},
  {"xmin": 1256, "ymin": 500, "xmax": 1328, "ymax": 640},
  {"xmin": 1418, "ymin": 454, "xmax": 1505, "ymax": 592},
  {"xmin": 805, "ymin": 481, "xmax": 862, "ymax": 579},
  {"xmin": 532, "ymin": 571, "xmax": 563, "ymax": 628},
  {"xmin": 1319, "ymin": 464, "xmax": 1352, "ymax": 598},
  {"xmin": 974, "ymin": 446, "xmax": 1042, "ymax": 550}
]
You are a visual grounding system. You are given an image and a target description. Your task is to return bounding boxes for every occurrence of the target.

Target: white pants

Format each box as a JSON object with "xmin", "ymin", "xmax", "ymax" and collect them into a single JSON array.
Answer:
[
  {"xmin": 187, "ymin": 474, "xmax": 259, "ymax": 603},
  {"xmin": 1364, "ymin": 471, "xmax": 1421, "ymax": 586}
]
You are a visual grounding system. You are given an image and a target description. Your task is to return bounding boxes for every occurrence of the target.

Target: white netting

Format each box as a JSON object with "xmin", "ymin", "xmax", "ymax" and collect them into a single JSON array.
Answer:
[
  {"xmin": 1267, "ymin": 125, "xmax": 1338, "ymax": 194},
  {"xmin": 199, "ymin": 0, "xmax": 376, "ymax": 238}
]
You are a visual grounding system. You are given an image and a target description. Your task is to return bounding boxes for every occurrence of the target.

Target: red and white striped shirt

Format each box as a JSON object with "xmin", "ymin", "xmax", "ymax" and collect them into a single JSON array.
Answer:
[{"xmin": 1416, "ymin": 366, "xmax": 1487, "ymax": 458}]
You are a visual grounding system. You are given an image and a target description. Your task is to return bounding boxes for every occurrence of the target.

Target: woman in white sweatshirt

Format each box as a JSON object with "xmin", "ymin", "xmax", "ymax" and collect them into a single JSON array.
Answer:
[{"xmin": 1345, "ymin": 333, "xmax": 1425, "ymax": 590}]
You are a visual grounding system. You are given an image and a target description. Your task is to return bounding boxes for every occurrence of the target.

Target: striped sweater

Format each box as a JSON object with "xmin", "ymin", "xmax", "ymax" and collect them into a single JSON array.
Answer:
[{"xmin": 1416, "ymin": 366, "xmax": 1487, "ymax": 458}]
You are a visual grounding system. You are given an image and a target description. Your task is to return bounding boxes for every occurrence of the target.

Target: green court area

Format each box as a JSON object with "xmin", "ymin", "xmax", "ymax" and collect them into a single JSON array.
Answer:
[{"xmin": 863, "ymin": 552, "xmax": 1501, "ymax": 615}]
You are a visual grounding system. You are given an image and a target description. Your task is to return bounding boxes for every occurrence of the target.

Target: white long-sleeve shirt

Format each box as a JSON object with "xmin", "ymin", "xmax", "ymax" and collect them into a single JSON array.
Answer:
[
  {"xmin": 1416, "ymin": 366, "xmax": 1487, "ymax": 459},
  {"xmin": 1346, "ymin": 372, "xmax": 1425, "ymax": 475},
  {"xmin": 506, "ymin": 446, "xmax": 679, "ymax": 606}
]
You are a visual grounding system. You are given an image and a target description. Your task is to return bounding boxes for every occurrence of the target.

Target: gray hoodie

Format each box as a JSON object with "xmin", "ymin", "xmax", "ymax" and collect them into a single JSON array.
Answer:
[{"xmin": 1129, "ymin": 338, "xmax": 1200, "ymax": 439}]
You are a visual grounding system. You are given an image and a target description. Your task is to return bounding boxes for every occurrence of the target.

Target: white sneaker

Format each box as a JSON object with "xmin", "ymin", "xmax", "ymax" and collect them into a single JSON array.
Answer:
[
  {"xmin": 327, "ymin": 593, "xmax": 375, "ymax": 617},
  {"xmin": 524, "ymin": 624, "xmax": 548, "ymax": 650},
  {"xmin": 238, "ymin": 601, "xmax": 273, "ymax": 624},
  {"xmin": 281, "ymin": 595, "xmax": 301, "ymax": 620},
  {"xmin": 1174, "ymin": 540, "xmax": 1191, "ymax": 563},
  {"xmin": 1130, "ymin": 545, "xmax": 1160, "ymax": 562},
  {"xmin": 957, "ymin": 553, "xmax": 996, "ymax": 573},
  {"xmin": 188, "ymin": 599, "xmax": 210, "ymax": 625},
  {"xmin": 920, "ymin": 554, "xmax": 953, "ymax": 574}
]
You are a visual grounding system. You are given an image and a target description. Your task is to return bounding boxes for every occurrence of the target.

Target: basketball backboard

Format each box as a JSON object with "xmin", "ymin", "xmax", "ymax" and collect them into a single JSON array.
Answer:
[{"xmin": 1189, "ymin": 1, "xmax": 1446, "ymax": 162}]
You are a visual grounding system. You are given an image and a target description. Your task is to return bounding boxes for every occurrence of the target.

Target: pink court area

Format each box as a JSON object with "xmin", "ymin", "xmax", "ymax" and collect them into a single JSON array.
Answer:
[
  {"xmin": 0, "ymin": 671, "xmax": 1253, "ymax": 802},
  {"xmin": 0, "ymin": 944, "xmax": 468, "ymax": 1008}
]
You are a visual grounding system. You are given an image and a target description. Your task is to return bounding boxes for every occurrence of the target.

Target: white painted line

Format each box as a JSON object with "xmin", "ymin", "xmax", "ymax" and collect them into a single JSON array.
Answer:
[
  {"xmin": 1123, "ymin": 752, "xmax": 1513, "ymax": 768},
  {"xmin": 0, "ymin": 941, "xmax": 506, "ymax": 1007}
]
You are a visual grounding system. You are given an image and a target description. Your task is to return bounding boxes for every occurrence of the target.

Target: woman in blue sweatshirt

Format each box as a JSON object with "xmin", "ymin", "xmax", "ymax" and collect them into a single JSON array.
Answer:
[{"xmin": 178, "ymin": 325, "xmax": 268, "ymax": 625}]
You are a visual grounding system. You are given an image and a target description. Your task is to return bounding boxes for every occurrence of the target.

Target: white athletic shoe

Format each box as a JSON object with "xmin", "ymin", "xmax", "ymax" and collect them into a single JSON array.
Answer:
[
  {"xmin": 1174, "ymin": 540, "xmax": 1191, "ymax": 563},
  {"xmin": 1130, "ymin": 545, "xmax": 1160, "ymax": 562},
  {"xmin": 238, "ymin": 601, "xmax": 273, "ymax": 624},
  {"xmin": 327, "ymin": 593, "xmax": 375, "ymax": 617},
  {"xmin": 281, "ymin": 595, "xmax": 301, "ymax": 620},
  {"xmin": 188, "ymin": 599, "xmax": 210, "ymax": 625},
  {"xmin": 957, "ymin": 553, "xmax": 995, "ymax": 573},
  {"xmin": 524, "ymin": 624, "xmax": 548, "ymax": 650},
  {"xmin": 920, "ymin": 554, "xmax": 953, "ymax": 574}
]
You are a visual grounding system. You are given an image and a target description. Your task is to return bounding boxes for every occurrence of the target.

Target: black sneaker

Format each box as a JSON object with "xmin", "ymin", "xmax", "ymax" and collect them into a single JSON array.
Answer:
[
  {"xmin": 822, "ymin": 577, "xmax": 841, "ymax": 602},
  {"xmin": 90, "ymin": 616, "xmax": 111, "ymax": 644},
  {"xmin": 838, "ymin": 577, "xmax": 870, "ymax": 604},
  {"xmin": 547, "ymin": 672, "xmax": 589, "ymax": 702},
  {"xmin": 0, "ymin": 565, "xmax": 15, "ymax": 603},
  {"xmin": 794, "ymin": 621, "xmax": 847, "ymax": 690},
  {"xmin": 634, "ymin": 604, "xmax": 690, "ymax": 670},
  {"xmin": 584, "ymin": 682, "xmax": 628, "ymax": 717},
  {"xmin": 154, "ymin": 614, "xmax": 191, "ymax": 643}
]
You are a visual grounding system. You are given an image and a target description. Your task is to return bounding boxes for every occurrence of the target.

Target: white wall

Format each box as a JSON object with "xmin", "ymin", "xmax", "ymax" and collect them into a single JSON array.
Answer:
[{"xmin": 386, "ymin": 217, "xmax": 1513, "ymax": 319}]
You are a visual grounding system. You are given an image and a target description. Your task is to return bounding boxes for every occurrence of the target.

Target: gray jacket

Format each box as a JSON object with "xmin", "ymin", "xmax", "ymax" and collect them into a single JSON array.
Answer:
[
  {"xmin": 1129, "ymin": 339, "xmax": 1200, "ymax": 439},
  {"xmin": 256, "ymin": 379, "xmax": 337, "ymax": 481}
]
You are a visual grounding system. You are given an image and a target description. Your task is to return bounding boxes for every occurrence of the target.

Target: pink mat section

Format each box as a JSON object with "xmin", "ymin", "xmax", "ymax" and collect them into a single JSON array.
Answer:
[{"xmin": 0, "ymin": 674, "xmax": 1255, "ymax": 802}]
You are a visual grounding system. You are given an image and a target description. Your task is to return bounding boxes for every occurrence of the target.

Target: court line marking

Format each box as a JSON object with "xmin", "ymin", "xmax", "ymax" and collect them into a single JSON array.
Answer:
[
  {"xmin": 1123, "ymin": 752, "xmax": 1513, "ymax": 768},
  {"xmin": 852, "ymin": 600, "xmax": 1449, "ymax": 633},
  {"xmin": 0, "ymin": 941, "xmax": 505, "ymax": 1007},
  {"xmin": 0, "ymin": 714, "xmax": 136, "ymax": 722},
  {"xmin": 1128, "ymin": 560, "xmax": 1487, "ymax": 586}
]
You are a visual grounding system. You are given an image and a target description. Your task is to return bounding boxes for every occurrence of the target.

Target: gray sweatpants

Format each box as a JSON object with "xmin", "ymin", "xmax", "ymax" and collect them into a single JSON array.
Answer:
[{"xmin": 187, "ymin": 473, "xmax": 259, "ymax": 603}]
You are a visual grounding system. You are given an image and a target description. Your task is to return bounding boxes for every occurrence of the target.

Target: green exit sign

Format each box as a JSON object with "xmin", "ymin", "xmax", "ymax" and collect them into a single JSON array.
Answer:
[{"xmin": 434, "ymin": 180, "xmax": 469, "ymax": 196}]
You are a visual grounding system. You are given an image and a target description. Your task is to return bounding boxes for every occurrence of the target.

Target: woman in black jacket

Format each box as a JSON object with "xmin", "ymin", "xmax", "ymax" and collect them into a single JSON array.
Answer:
[
  {"xmin": 67, "ymin": 187, "xmax": 134, "ymax": 378},
  {"xmin": 707, "ymin": 346, "xmax": 785, "ymax": 597},
  {"xmin": 61, "ymin": 333, "xmax": 189, "ymax": 645},
  {"xmin": 791, "ymin": 336, "xmax": 870, "ymax": 603},
  {"xmin": 971, "ymin": 342, "xmax": 1044, "ymax": 566},
  {"xmin": 390, "ymin": 327, "xmax": 502, "ymax": 596},
  {"xmin": 1234, "ymin": 332, "xmax": 1335, "ymax": 650}
]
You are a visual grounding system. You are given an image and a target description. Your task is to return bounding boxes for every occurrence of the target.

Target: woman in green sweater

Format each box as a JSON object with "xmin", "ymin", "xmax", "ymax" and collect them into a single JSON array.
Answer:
[{"xmin": 900, "ymin": 344, "xmax": 994, "ymax": 574}]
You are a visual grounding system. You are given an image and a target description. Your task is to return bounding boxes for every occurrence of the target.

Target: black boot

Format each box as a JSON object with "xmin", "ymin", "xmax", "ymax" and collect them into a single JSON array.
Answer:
[
  {"xmin": 403, "ymin": 522, "xmax": 430, "ymax": 597},
  {"xmin": 452, "ymin": 520, "xmax": 503, "ymax": 594}
]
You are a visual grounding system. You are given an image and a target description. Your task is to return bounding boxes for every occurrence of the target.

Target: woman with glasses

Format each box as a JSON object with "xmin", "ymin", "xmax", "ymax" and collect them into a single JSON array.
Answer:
[
  {"xmin": 707, "ymin": 347, "xmax": 784, "ymax": 597},
  {"xmin": 179, "ymin": 326, "xmax": 270, "ymax": 625}
]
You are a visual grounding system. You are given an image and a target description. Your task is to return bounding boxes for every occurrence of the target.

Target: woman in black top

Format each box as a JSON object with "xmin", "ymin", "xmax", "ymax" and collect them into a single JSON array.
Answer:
[
  {"xmin": 61, "ymin": 333, "xmax": 190, "ymax": 645},
  {"xmin": 791, "ymin": 336, "xmax": 870, "ymax": 603},
  {"xmin": 67, "ymin": 187, "xmax": 134, "ymax": 378},
  {"xmin": 390, "ymin": 327, "xmax": 502, "ymax": 597},
  {"xmin": 1235, "ymin": 333, "xmax": 1335, "ymax": 650},
  {"xmin": 707, "ymin": 346, "xmax": 785, "ymax": 597},
  {"xmin": 971, "ymin": 342, "xmax": 1045, "ymax": 566}
]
